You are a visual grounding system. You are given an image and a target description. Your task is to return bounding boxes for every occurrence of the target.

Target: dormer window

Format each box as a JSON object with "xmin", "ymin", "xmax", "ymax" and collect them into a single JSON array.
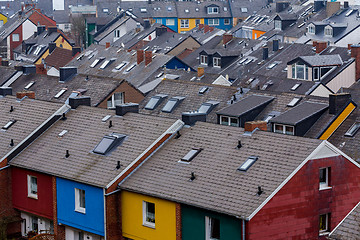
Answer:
[
  {"xmin": 213, "ymin": 57, "xmax": 221, "ymax": 68},
  {"xmin": 144, "ymin": 94, "xmax": 167, "ymax": 110},
  {"xmin": 93, "ymin": 133, "xmax": 126, "ymax": 155},
  {"xmin": 291, "ymin": 63, "xmax": 308, "ymax": 80},
  {"xmin": 308, "ymin": 24, "xmax": 315, "ymax": 34},
  {"xmin": 274, "ymin": 124, "xmax": 294, "ymax": 135},
  {"xmin": 274, "ymin": 20, "xmax": 282, "ymax": 30},
  {"xmin": 324, "ymin": 26, "xmax": 333, "ymax": 37},
  {"xmin": 208, "ymin": 19, "xmax": 219, "ymax": 26},
  {"xmin": 208, "ymin": 6, "xmax": 219, "ymax": 14},
  {"xmin": 200, "ymin": 55, "xmax": 208, "ymax": 65}
]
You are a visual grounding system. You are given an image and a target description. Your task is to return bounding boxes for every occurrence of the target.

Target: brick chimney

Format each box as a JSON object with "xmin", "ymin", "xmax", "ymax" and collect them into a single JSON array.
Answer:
[
  {"xmin": 348, "ymin": 44, "xmax": 352, "ymax": 50},
  {"xmin": 204, "ymin": 25, "xmax": 210, "ymax": 33},
  {"xmin": 16, "ymin": 91, "xmax": 35, "ymax": 99},
  {"xmin": 329, "ymin": 93, "xmax": 351, "ymax": 114},
  {"xmin": 105, "ymin": 42, "xmax": 110, "ymax": 49},
  {"xmin": 209, "ymin": 27, "xmax": 214, "ymax": 32},
  {"xmin": 326, "ymin": 1, "xmax": 341, "ymax": 17},
  {"xmin": 197, "ymin": 67, "xmax": 204, "ymax": 78},
  {"xmin": 223, "ymin": 34, "xmax": 233, "ymax": 45},
  {"xmin": 137, "ymin": 50, "xmax": 144, "ymax": 64},
  {"xmin": 145, "ymin": 51, "xmax": 152, "ymax": 66},
  {"xmin": 315, "ymin": 41, "xmax": 327, "ymax": 53},
  {"xmin": 312, "ymin": 41, "xmax": 317, "ymax": 47},
  {"xmin": 350, "ymin": 45, "xmax": 360, "ymax": 80},
  {"xmin": 244, "ymin": 121, "xmax": 268, "ymax": 132},
  {"xmin": 36, "ymin": 64, "xmax": 47, "ymax": 75},
  {"xmin": 199, "ymin": 24, "xmax": 204, "ymax": 30}
]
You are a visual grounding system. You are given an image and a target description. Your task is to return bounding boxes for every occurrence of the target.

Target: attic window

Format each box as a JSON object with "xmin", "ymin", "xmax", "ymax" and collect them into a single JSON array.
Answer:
[
  {"xmin": 2, "ymin": 120, "xmax": 16, "ymax": 130},
  {"xmin": 238, "ymin": 156, "xmax": 258, "ymax": 171},
  {"xmin": 208, "ymin": 6, "xmax": 218, "ymax": 14},
  {"xmin": 24, "ymin": 81, "xmax": 35, "ymax": 90},
  {"xmin": 115, "ymin": 62, "xmax": 127, "ymax": 70},
  {"xmin": 140, "ymin": 8, "xmax": 147, "ymax": 13},
  {"xmin": 345, "ymin": 122, "xmax": 360, "ymax": 137},
  {"xmin": 162, "ymin": 96, "xmax": 185, "ymax": 113},
  {"xmin": 198, "ymin": 101, "xmax": 219, "ymax": 114},
  {"xmin": 180, "ymin": 148, "xmax": 202, "ymax": 163},
  {"xmin": 125, "ymin": 63, "xmax": 136, "ymax": 72},
  {"xmin": 102, "ymin": 115, "xmax": 112, "ymax": 122},
  {"xmin": 345, "ymin": 9, "xmax": 354, "ymax": 17},
  {"xmin": 199, "ymin": 87, "xmax": 209, "ymax": 94},
  {"xmin": 267, "ymin": 62, "xmax": 277, "ymax": 69},
  {"xmin": 33, "ymin": 45, "xmax": 44, "ymax": 56},
  {"xmin": 100, "ymin": 58, "xmax": 115, "ymax": 69},
  {"xmin": 93, "ymin": 133, "xmax": 126, "ymax": 155},
  {"xmin": 287, "ymin": 97, "xmax": 301, "ymax": 107},
  {"xmin": 145, "ymin": 94, "xmax": 168, "ymax": 110},
  {"xmin": 103, "ymin": 8, "xmax": 109, "ymax": 13},
  {"xmin": 167, "ymin": 7, "xmax": 172, "ymax": 11},
  {"xmin": 244, "ymin": 59, "xmax": 253, "ymax": 65},
  {"xmin": 290, "ymin": 83, "xmax": 301, "ymax": 91},
  {"xmin": 241, "ymin": 8, "xmax": 248, "ymax": 13},
  {"xmin": 185, "ymin": 9, "xmax": 189, "ymax": 13},
  {"xmin": 58, "ymin": 130, "xmax": 68, "ymax": 137},
  {"xmin": 54, "ymin": 88, "xmax": 67, "ymax": 99},
  {"xmin": 90, "ymin": 58, "xmax": 102, "ymax": 68}
]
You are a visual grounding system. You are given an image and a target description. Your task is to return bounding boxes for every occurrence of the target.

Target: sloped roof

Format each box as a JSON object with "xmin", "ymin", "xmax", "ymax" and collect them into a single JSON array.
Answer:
[
  {"xmin": 120, "ymin": 121, "xmax": 322, "ymax": 218},
  {"xmin": 293, "ymin": 54, "xmax": 343, "ymax": 67},
  {"xmin": 44, "ymin": 47, "xmax": 75, "ymax": 69}
]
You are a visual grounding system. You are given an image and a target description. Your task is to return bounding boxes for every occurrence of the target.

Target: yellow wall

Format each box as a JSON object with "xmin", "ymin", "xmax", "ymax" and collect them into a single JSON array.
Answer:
[
  {"xmin": 121, "ymin": 190, "xmax": 177, "ymax": 240},
  {"xmin": 320, "ymin": 102, "xmax": 356, "ymax": 140},
  {"xmin": 0, "ymin": 13, "xmax": 7, "ymax": 25},
  {"xmin": 35, "ymin": 35, "xmax": 72, "ymax": 64},
  {"xmin": 252, "ymin": 29, "xmax": 266, "ymax": 39},
  {"xmin": 178, "ymin": 18, "xmax": 204, "ymax": 33}
]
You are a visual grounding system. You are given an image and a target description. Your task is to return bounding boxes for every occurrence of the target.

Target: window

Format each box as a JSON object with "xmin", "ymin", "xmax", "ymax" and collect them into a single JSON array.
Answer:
[
  {"xmin": 199, "ymin": 87, "xmax": 209, "ymax": 94},
  {"xmin": 274, "ymin": 124, "xmax": 294, "ymax": 135},
  {"xmin": 107, "ymin": 92, "xmax": 124, "ymax": 109},
  {"xmin": 320, "ymin": 67, "xmax": 333, "ymax": 79},
  {"xmin": 0, "ymin": 20, "xmax": 3, "ymax": 27},
  {"xmin": 12, "ymin": 33, "xmax": 19, "ymax": 42},
  {"xmin": 308, "ymin": 25, "xmax": 315, "ymax": 34},
  {"xmin": 161, "ymin": 96, "xmax": 184, "ymax": 113},
  {"xmin": 208, "ymin": 19, "xmax": 219, "ymax": 26},
  {"xmin": 205, "ymin": 216, "xmax": 220, "ymax": 240},
  {"xmin": 345, "ymin": 122, "xmax": 360, "ymax": 137},
  {"xmin": 166, "ymin": 19, "xmax": 175, "ymax": 26},
  {"xmin": 156, "ymin": 19, "xmax": 162, "ymax": 24},
  {"xmin": 287, "ymin": 97, "xmax": 301, "ymax": 107},
  {"xmin": 224, "ymin": 19, "xmax": 230, "ymax": 25},
  {"xmin": 140, "ymin": 8, "xmax": 147, "ymax": 13},
  {"xmin": 324, "ymin": 26, "xmax": 333, "ymax": 36},
  {"xmin": 241, "ymin": 7, "xmax": 248, "ymax": 13},
  {"xmin": 143, "ymin": 201, "xmax": 155, "ymax": 228},
  {"xmin": 313, "ymin": 67, "xmax": 319, "ymax": 80},
  {"xmin": 27, "ymin": 175, "xmax": 38, "ymax": 199},
  {"xmin": 103, "ymin": 8, "xmax": 109, "ymax": 13},
  {"xmin": 31, "ymin": 216, "xmax": 39, "ymax": 232},
  {"xmin": 274, "ymin": 20, "xmax": 282, "ymax": 30},
  {"xmin": 200, "ymin": 55, "xmax": 208, "ymax": 65},
  {"xmin": 207, "ymin": 6, "xmax": 219, "ymax": 14},
  {"xmin": 144, "ymin": 94, "xmax": 167, "ymax": 110},
  {"xmin": 93, "ymin": 133, "xmax": 126, "ymax": 155},
  {"xmin": 291, "ymin": 63, "xmax": 308, "ymax": 80},
  {"xmin": 195, "ymin": 19, "xmax": 201, "ymax": 27},
  {"xmin": 198, "ymin": 101, "xmax": 219, "ymax": 114},
  {"xmin": 290, "ymin": 83, "xmax": 301, "ymax": 91},
  {"xmin": 180, "ymin": 148, "xmax": 202, "ymax": 163},
  {"xmin": 238, "ymin": 156, "xmax": 258, "ymax": 171},
  {"xmin": 2, "ymin": 120, "xmax": 16, "ymax": 130},
  {"xmin": 220, "ymin": 116, "xmax": 238, "ymax": 127},
  {"xmin": 54, "ymin": 88, "xmax": 67, "ymax": 99},
  {"xmin": 75, "ymin": 188, "xmax": 86, "ymax": 214},
  {"xmin": 319, "ymin": 167, "xmax": 331, "ymax": 190},
  {"xmin": 180, "ymin": 19, "xmax": 189, "ymax": 28},
  {"xmin": 213, "ymin": 57, "xmax": 221, "ymax": 67},
  {"xmin": 115, "ymin": 30, "xmax": 120, "ymax": 38},
  {"xmin": 319, "ymin": 213, "xmax": 330, "ymax": 234}
]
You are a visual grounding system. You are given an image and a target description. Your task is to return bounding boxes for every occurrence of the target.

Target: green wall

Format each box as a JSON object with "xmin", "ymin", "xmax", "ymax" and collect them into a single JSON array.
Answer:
[{"xmin": 181, "ymin": 204, "xmax": 242, "ymax": 239}]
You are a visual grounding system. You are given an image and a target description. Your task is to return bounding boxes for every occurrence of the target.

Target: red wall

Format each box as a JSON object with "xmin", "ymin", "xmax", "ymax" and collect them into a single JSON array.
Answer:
[
  {"xmin": 12, "ymin": 167, "xmax": 53, "ymax": 219},
  {"xmin": 248, "ymin": 155, "xmax": 360, "ymax": 240},
  {"xmin": 9, "ymin": 25, "xmax": 23, "ymax": 60}
]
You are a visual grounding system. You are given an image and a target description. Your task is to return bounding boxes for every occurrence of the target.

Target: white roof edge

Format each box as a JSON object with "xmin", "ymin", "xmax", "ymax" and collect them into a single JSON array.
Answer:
[
  {"xmin": 323, "ymin": 140, "xmax": 360, "ymax": 169},
  {"xmin": 329, "ymin": 200, "xmax": 360, "ymax": 237},
  {"xmin": 105, "ymin": 119, "xmax": 184, "ymax": 189}
]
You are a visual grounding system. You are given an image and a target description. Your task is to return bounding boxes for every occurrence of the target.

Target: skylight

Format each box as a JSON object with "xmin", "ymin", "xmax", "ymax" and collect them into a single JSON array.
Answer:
[
  {"xmin": 54, "ymin": 88, "xmax": 67, "ymax": 99},
  {"xmin": 33, "ymin": 45, "xmax": 44, "ymax": 56},
  {"xmin": 93, "ymin": 133, "xmax": 126, "ymax": 155},
  {"xmin": 241, "ymin": 7, "xmax": 248, "ymax": 13},
  {"xmin": 185, "ymin": 9, "xmax": 189, "ymax": 13},
  {"xmin": 24, "ymin": 81, "xmax": 35, "ymax": 90},
  {"xmin": 102, "ymin": 115, "xmax": 112, "ymax": 122},
  {"xmin": 2, "ymin": 120, "xmax": 16, "ymax": 130},
  {"xmin": 180, "ymin": 148, "xmax": 202, "ymax": 163},
  {"xmin": 287, "ymin": 97, "xmax": 301, "ymax": 107},
  {"xmin": 115, "ymin": 62, "xmax": 127, "ymax": 70},
  {"xmin": 162, "ymin": 96, "xmax": 185, "ymax": 113},
  {"xmin": 58, "ymin": 130, "xmax": 68, "ymax": 137},
  {"xmin": 198, "ymin": 101, "xmax": 219, "ymax": 114},
  {"xmin": 199, "ymin": 87, "xmax": 209, "ymax": 94},
  {"xmin": 90, "ymin": 58, "xmax": 101, "ymax": 68},
  {"xmin": 100, "ymin": 58, "xmax": 115, "ymax": 69},
  {"xmin": 167, "ymin": 7, "xmax": 172, "ymax": 11},
  {"xmin": 246, "ymin": 78, "xmax": 255, "ymax": 84},
  {"xmin": 345, "ymin": 9, "xmax": 353, "ymax": 17},
  {"xmin": 345, "ymin": 122, "xmax": 360, "ymax": 137},
  {"xmin": 238, "ymin": 156, "xmax": 258, "ymax": 171},
  {"xmin": 267, "ymin": 62, "xmax": 277, "ymax": 69},
  {"xmin": 156, "ymin": 72, "xmax": 163, "ymax": 78},
  {"xmin": 145, "ymin": 94, "xmax": 168, "ymax": 110},
  {"xmin": 291, "ymin": 83, "xmax": 301, "ymax": 91},
  {"xmin": 238, "ymin": 58, "xmax": 247, "ymax": 64},
  {"xmin": 125, "ymin": 63, "xmax": 136, "ymax": 72},
  {"xmin": 140, "ymin": 8, "xmax": 147, "ymax": 13},
  {"xmin": 244, "ymin": 59, "xmax": 253, "ymax": 65}
]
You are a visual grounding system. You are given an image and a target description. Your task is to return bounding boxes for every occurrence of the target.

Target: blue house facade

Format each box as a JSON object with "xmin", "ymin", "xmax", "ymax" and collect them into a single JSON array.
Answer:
[
  {"xmin": 204, "ymin": 17, "xmax": 233, "ymax": 31},
  {"xmin": 154, "ymin": 17, "xmax": 178, "ymax": 32},
  {"xmin": 56, "ymin": 177, "xmax": 105, "ymax": 237}
]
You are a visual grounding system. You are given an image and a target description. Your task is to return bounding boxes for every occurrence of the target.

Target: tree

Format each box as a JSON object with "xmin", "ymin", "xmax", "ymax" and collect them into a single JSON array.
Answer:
[{"xmin": 70, "ymin": 14, "xmax": 86, "ymax": 48}]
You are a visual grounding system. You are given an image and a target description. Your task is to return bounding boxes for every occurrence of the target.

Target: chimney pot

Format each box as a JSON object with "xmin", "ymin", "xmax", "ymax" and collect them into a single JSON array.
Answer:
[
  {"xmin": 329, "ymin": 93, "xmax": 352, "ymax": 114},
  {"xmin": 60, "ymin": 67, "xmax": 77, "ymax": 82},
  {"xmin": 197, "ymin": 67, "xmax": 204, "ymax": 78},
  {"xmin": 105, "ymin": 42, "xmax": 110, "ymax": 49},
  {"xmin": 16, "ymin": 91, "xmax": 35, "ymax": 99},
  {"xmin": 263, "ymin": 47, "xmax": 269, "ymax": 60},
  {"xmin": 316, "ymin": 41, "xmax": 327, "ymax": 53},
  {"xmin": 145, "ymin": 51, "xmax": 152, "ymax": 66}
]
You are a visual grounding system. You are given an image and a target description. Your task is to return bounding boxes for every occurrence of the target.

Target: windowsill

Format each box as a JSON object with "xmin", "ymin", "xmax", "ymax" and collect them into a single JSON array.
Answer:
[
  {"xmin": 319, "ymin": 231, "xmax": 329, "ymax": 236},
  {"xmin": 143, "ymin": 222, "xmax": 155, "ymax": 229},
  {"xmin": 319, "ymin": 186, "xmax": 332, "ymax": 191},
  {"xmin": 27, "ymin": 194, "xmax": 38, "ymax": 200},
  {"xmin": 75, "ymin": 208, "xmax": 86, "ymax": 214}
]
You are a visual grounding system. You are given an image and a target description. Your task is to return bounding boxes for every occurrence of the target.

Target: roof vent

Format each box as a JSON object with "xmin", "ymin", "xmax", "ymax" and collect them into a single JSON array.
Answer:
[
  {"xmin": 10, "ymin": 139, "xmax": 14, "ymax": 147},
  {"xmin": 10, "ymin": 106, "xmax": 14, "ymax": 112},
  {"xmin": 116, "ymin": 161, "xmax": 121, "ymax": 170},
  {"xmin": 257, "ymin": 186, "xmax": 263, "ymax": 196},
  {"xmin": 109, "ymin": 120, "xmax": 113, "ymax": 128},
  {"xmin": 237, "ymin": 140, "xmax": 242, "ymax": 149},
  {"xmin": 190, "ymin": 172, "xmax": 196, "ymax": 181},
  {"xmin": 65, "ymin": 150, "xmax": 70, "ymax": 158}
]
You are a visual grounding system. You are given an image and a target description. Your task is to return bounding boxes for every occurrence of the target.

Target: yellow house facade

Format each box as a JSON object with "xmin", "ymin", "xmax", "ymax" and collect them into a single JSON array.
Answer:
[
  {"xmin": 121, "ymin": 190, "xmax": 177, "ymax": 240},
  {"xmin": 0, "ymin": 13, "xmax": 7, "ymax": 27},
  {"xmin": 35, "ymin": 34, "xmax": 72, "ymax": 64},
  {"xmin": 178, "ymin": 18, "xmax": 204, "ymax": 33}
]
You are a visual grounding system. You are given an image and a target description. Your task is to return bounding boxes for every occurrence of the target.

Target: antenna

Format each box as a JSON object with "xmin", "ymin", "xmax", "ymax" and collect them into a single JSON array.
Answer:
[
  {"xmin": 175, "ymin": 131, "xmax": 181, "ymax": 139},
  {"xmin": 61, "ymin": 113, "xmax": 67, "ymax": 120},
  {"xmin": 257, "ymin": 186, "xmax": 263, "ymax": 195}
]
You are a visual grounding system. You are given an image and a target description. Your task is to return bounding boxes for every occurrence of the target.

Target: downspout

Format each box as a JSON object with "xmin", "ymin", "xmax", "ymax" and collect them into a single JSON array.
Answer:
[
  {"xmin": 242, "ymin": 219, "xmax": 246, "ymax": 240},
  {"xmin": 103, "ymin": 188, "xmax": 107, "ymax": 240}
]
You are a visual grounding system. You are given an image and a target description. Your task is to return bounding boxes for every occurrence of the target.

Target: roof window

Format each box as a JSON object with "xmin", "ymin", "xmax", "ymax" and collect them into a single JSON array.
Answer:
[
  {"xmin": 198, "ymin": 100, "xmax": 219, "ymax": 114},
  {"xmin": 199, "ymin": 86, "xmax": 209, "ymax": 94},
  {"xmin": 24, "ymin": 81, "xmax": 35, "ymax": 90},
  {"xmin": 93, "ymin": 133, "xmax": 126, "ymax": 155},
  {"xmin": 180, "ymin": 148, "xmax": 202, "ymax": 163},
  {"xmin": 100, "ymin": 58, "xmax": 116, "ymax": 69},
  {"xmin": 140, "ymin": 8, "xmax": 147, "ymax": 13},
  {"xmin": 58, "ymin": 130, "xmax": 68, "ymax": 137},
  {"xmin": 162, "ymin": 96, "xmax": 185, "ymax": 113},
  {"xmin": 345, "ymin": 122, "xmax": 360, "ymax": 137},
  {"xmin": 54, "ymin": 88, "xmax": 67, "ymax": 99},
  {"xmin": 287, "ymin": 97, "xmax": 301, "ymax": 107},
  {"xmin": 238, "ymin": 156, "xmax": 258, "ymax": 171},
  {"xmin": 241, "ymin": 7, "xmax": 248, "ymax": 13},
  {"xmin": 102, "ymin": 115, "xmax": 112, "ymax": 122},
  {"xmin": 145, "ymin": 94, "xmax": 168, "ymax": 110},
  {"xmin": 115, "ymin": 62, "xmax": 127, "ymax": 70},
  {"xmin": 90, "ymin": 57, "xmax": 105, "ymax": 68},
  {"xmin": 290, "ymin": 83, "xmax": 301, "ymax": 91},
  {"xmin": 2, "ymin": 120, "xmax": 16, "ymax": 130},
  {"xmin": 267, "ymin": 62, "xmax": 277, "ymax": 69},
  {"xmin": 125, "ymin": 63, "xmax": 136, "ymax": 72}
]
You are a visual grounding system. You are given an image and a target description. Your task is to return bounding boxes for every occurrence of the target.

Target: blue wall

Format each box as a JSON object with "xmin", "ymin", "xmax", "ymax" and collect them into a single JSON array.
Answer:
[
  {"xmin": 154, "ymin": 17, "xmax": 178, "ymax": 32},
  {"xmin": 165, "ymin": 57, "xmax": 194, "ymax": 71},
  {"xmin": 56, "ymin": 177, "xmax": 104, "ymax": 236},
  {"xmin": 204, "ymin": 18, "xmax": 232, "ymax": 31}
]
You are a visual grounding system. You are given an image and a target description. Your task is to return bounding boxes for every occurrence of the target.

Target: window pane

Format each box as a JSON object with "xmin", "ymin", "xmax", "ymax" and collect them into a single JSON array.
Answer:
[
  {"xmin": 221, "ymin": 116, "xmax": 229, "ymax": 125},
  {"xmin": 162, "ymin": 99, "xmax": 177, "ymax": 112},
  {"xmin": 230, "ymin": 118, "xmax": 238, "ymax": 127},
  {"xmin": 146, "ymin": 202, "xmax": 155, "ymax": 223},
  {"xmin": 114, "ymin": 92, "xmax": 123, "ymax": 106},
  {"xmin": 31, "ymin": 177, "xmax": 37, "ymax": 194},
  {"xmin": 107, "ymin": 99, "xmax": 113, "ymax": 108},
  {"xmin": 78, "ymin": 189, "xmax": 85, "ymax": 208},
  {"xmin": 93, "ymin": 136, "xmax": 116, "ymax": 154},
  {"xmin": 319, "ymin": 168, "xmax": 326, "ymax": 184},
  {"xmin": 285, "ymin": 126, "xmax": 294, "ymax": 135},
  {"xmin": 145, "ymin": 97, "xmax": 160, "ymax": 110},
  {"xmin": 314, "ymin": 67, "xmax": 319, "ymax": 80},
  {"xmin": 292, "ymin": 65, "xmax": 295, "ymax": 78},
  {"xmin": 274, "ymin": 124, "xmax": 283, "ymax": 133},
  {"xmin": 319, "ymin": 214, "xmax": 327, "ymax": 231},
  {"xmin": 32, "ymin": 216, "xmax": 38, "ymax": 232},
  {"xmin": 296, "ymin": 64, "xmax": 305, "ymax": 79},
  {"xmin": 210, "ymin": 218, "xmax": 220, "ymax": 239},
  {"xmin": 198, "ymin": 104, "xmax": 211, "ymax": 114}
]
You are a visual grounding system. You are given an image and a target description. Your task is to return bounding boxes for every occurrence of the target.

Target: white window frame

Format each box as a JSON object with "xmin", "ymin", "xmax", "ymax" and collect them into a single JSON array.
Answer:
[
  {"xmin": 213, "ymin": 57, "xmax": 221, "ymax": 68},
  {"xmin": 319, "ymin": 167, "xmax": 331, "ymax": 190},
  {"xmin": 274, "ymin": 20, "xmax": 282, "ymax": 30},
  {"xmin": 166, "ymin": 19, "xmax": 175, "ymax": 26},
  {"xmin": 12, "ymin": 33, "xmax": 20, "ymax": 42},
  {"xmin": 224, "ymin": 19, "xmax": 230, "ymax": 25},
  {"xmin": 291, "ymin": 63, "xmax": 309, "ymax": 80},
  {"xmin": 27, "ymin": 175, "xmax": 38, "ymax": 199},
  {"xmin": 205, "ymin": 216, "xmax": 220, "ymax": 240},
  {"xmin": 75, "ymin": 188, "xmax": 86, "ymax": 214},
  {"xmin": 319, "ymin": 213, "xmax": 330, "ymax": 235},
  {"xmin": 220, "ymin": 116, "xmax": 238, "ymax": 127},
  {"xmin": 273, "ymin": 124, "xmax": 294, "ymax": 135},
  {"xmin": 308, "ymin": 24, "xmax": 315, "ymax": 34},
  {"xmin": 142, "ymin": 201, "xmax": 155, "ymax": 228},
  {"xmin": 324, "ymin": 26, "xmax": 333, "ymax": 37},
  {"xmin": 180, "ymin": 19, "xmax": 189, "ymax": 28},
  {"xmin": 207, "ymin": 6, "xmax": 219, "ymax": 14},
  {"xmin": 200, "ymin": 55, "xmax": 208, "ymax": 65},
  {"xmin": 208, "ymin": 19, "xmax": 219, "ymax": 26},
  {"xmin": 107, "ymin": 92, "xmax": 124, "ymax": 109}
]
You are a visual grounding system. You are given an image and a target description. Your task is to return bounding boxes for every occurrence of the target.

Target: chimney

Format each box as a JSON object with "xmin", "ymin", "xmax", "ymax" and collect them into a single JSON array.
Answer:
[
  {"xmin": 182, "ymin": 112, "xmax": 207, "ymax": 126},
  {"xmin": 137, "ymin": 50, "xmax": 144, "ymax": 64},
  {"xmin": 209, "ymin": 27, "xmax": 214, "ymax": 32},
  {"xmin": 312, "ymin": 41, "xmax": 317, "ymax": 47},
  {"xmin": 316, "ymin": 41, "xmax": 327, "ymax": 53},
  {"xmin": 199, "ymin": 24, "xmax": 204, "ymax": 30},
  {"xmin": 69, "ymin": 96, "xmax": 91, "ymax": 109},
  {"xmin": 37, "ymin": 25, "xmax": 46, "ymax": 35},
  {"xmin": 197, "ymin": 67, "xmax": 204, "ymax": 78},
  {"xmin": 329, "ymin": 93, "xmax": 351, "ymax": 114},
  {"xmin": 36, "ymin": 64, "xmax": 47, "ymax": 75},
  {"xmin": 276, "ymin": 1, "xmax": 290, "ymax": 12},
  {"xmin": 155, "ymin": 27, "xmax": 167, "ymax": 37},
  {"xmin": 1, "ymin": 60, "xmax": 9, "ymax": 66},
  {"xmin": 344, "ymin": 1, "xmax": 349, "ymax": 8},
  {"xmin": 348, "ymin": 44, "xmax": 352, "ymax": 50},
  {"xmin": 59, "ymin": 67, "xmax": 77, "ymax": 82},
  {"xmin": 23, "ymin": 65, "xmax": 36, "ymax": 75},
  {"xmin": 72, "ymin": 47, "xmax": 81, "ymax": 56},
  {"xmin": 143, "ymin": 20, "xmax": 150, "ymax": 29},
  {"xmin": 115, "ymin": 103, "xmax": 139, "ymax": 116},
  {"xmin": 49, "ymin": 42, "xmax": 56, "ymax": 54},
  {"xmin": 326, "ymin": 1, "xmax": 341, "ymax": 17},
  {"xmin": 145, "ymin": 51, "xmax": 152, "ymax": 66},
  {"xmin": 0, "ymin": 87, "xmax": 12, "ymax": 96},
  {"xmin": 14, "ymin": 65, "xmax": 23, "ymax": 71},
  {"xmin": 105, "ymin": 42, "xmax": 110, "ymax": 49},
  {"xmin": 244, "ymin": 121, "xmax": 268, "ymax": 132},
  {"xmin": 263, "ymin": 47, "xmax": 269, "ymax": 60},
  {"xmin": 16, "ymin": 91, "xmax": 35, "ymax": 99},
  {"xmin": 223, "ymin": 34, "xmax": 233, "ymax": 45},
  {"xmin": 47, "ymin": 26, "xmax": 58, "ymax": 35},
  {"xmin": 314, "ymin": 0, "xmax": 325, "ymax": 12},
  {"xmin": 204, "ymin": 25, "xmax": 210, "ymax": 33},
  {"xmin": 273, "ymin": 39, "xmax": 279, "ymax": 51},
  {"xmin": 350, "ymin": 45, "xmax": 360, "ymax": 80}
]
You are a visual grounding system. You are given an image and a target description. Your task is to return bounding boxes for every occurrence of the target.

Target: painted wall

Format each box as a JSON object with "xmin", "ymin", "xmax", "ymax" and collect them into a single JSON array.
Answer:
[
  {"xmin": 248, "ymin": 155, "xmax": 360, "ymax": 239},
  {"xmin": 181, "ymin": 204, "xmax": 242, "ymax": 240},
  {"xmin": 0, "ymin": 13, "xmax": 7, "ymax": 26},
  {"xmin": 165, "ymin": 57, "xmax": 193, "ymax": 70},
  {"xmin": 12, "ymin": 167, "xmax": 53, "ymax": 219},
  {"xmin": 22, "ymin": 19, "xmax": 37, "ymax": 41},
  {"xmin": 204, "ymin": 18, "xmax": 232, "ymax": 31},
  {"xmin": 35, "ymin": 35, "xmax": 72, "ymax": 64},
  {"xmin": 9, "ymin": 25, "xmax": 23, "ymax": 60},
  {"xmin": 167, "ymin": 37, "xmax": 200, "ymax": 56},
  {"xmin": 252, "ymin": 29, "xmax": 266, "ymax": 39},
  {"xmin": 335, "ymin": 26, "xmax": 360, "ymax": 48},
  {"xmin": 56, "ymin": 177, "xmax": 105, "ymax": 236},
  {"xmin": 310, "ymin": 83, "xmax": 332, "ymax": 97},
  {"xmin": 178, "ymin": 18, "xmax": 204, "ymax": 33},
  {"xmin": 98, "ymin": 18, "xmax": 138, "ymax": 45},
  {"xmin": 20, "ymin": 212, "xmax": 52, "ymax": 236},
  {"xmin": 326, "ymin": 61, "xmax": 356, "ymax": 93},
  {"xmin": 121, "ymin": 190, "xmax": 177, "ymax": 240},
  {"xmin": 154, "ymin": 18, "xmax": 178, "ymax": 32}
]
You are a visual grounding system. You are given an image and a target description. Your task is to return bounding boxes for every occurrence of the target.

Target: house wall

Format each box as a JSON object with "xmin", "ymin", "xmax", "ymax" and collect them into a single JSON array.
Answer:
[
  {"xmin": 248, "ymin": 155, "xmax": 360, "ymax": 239},
  {"xmin": 181, "ymin": 204, "xmax": 242, "ymax": 240},
  {"xmin": 20, "ymin": 212, "xmax": 52, "ymax": 236},
  {"xmin": 35, "ymin": 35, "xmax": 72, "ymax": 64},
  {"xmin": 22, "ymin": 19, "xmax": 37, "ymax": 41},
  {"xmin": 56, "ymin": 177, "xmax": 105, "ymax": 236},
  {"xmin": 310, "ymin": 84, "xmax": 332, "ymax": 97},
  {"xmin": 0, "ymin": 14, "xmax": 7, "ymax": 26},
  {"xmin": 165, "ymin": 57, "xmax": 192, "ymax": 70},
  {"xmin": 204, "ymin": 18, "xmax": 232, "ymax": 31},
  {"xmin": 9, "ymin": 25, "xmax": 23, "ymax": 60},
  {"xmin": 335, "ymin": 26, "xmax": 360, "ymax": 48},
  {"xmin": 252, "ymin": 29, "xmax": 265, "ymax": 39},
  {"xmin": 295, "ymin": 108, "xmax": 328, "ymax": 136},
  {"xmin": 153, "ymin": 18, "xmax": 178, "ymax": 32},
  {"xmin": 121, "ymin": 190, "xmax": 177, "ymax": 240},
  {"xmin": 167, "ymin": 37, "xmax": 200, "ymax": 56},
  {"xmin": 177, "ymin": 18, "xmax": 204, "ymax": 33},
  {"xmin": 325, "ymin": 61, "xmax": 356, "ymax": 93},
  {"xmin": 12, "ymin": 167, "xmax": 53, "ymax": 220}
]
